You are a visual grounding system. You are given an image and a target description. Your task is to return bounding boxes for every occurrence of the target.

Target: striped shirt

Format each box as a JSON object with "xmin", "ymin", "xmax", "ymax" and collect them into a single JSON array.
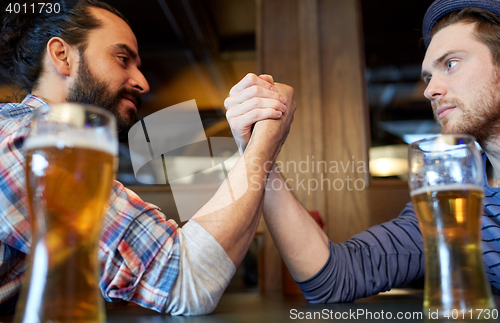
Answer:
[
  {"xmin": 0, "ymin": 94, "xmax": 180, "ymax": 312},
  {"xmin": 297, "ymin": 153, "xmax": 500, "ymax": 303}
]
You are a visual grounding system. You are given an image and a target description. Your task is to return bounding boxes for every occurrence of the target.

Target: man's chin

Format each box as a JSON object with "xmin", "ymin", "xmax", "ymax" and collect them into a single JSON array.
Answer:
[
  {"xmin": 441, "ymin": 125, "xmax": 467, "ymax": 136},
  {"xmin": 440, "ymin": 126, "xmax": 454, "ymax": 135},
  {"xmin": 439, "ymin": 117, "xmax": 462, "ymax": 135},
  {"xmin": 116, "ymin": 114, "xmax": 138, "ymax": 142},
  {"xmin": 440, "ymin": 122, "xmax": 483, "ymax": 143}
]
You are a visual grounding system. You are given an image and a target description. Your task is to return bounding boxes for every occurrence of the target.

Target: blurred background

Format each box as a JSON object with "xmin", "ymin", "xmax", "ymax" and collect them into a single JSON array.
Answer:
[
  {"xmin": 0, "ymin": 0, "xmax": 436, "ymax": 293},
  {"xmin": 0, "ymin": 0, "xmax": 436, "ymax": 182}
]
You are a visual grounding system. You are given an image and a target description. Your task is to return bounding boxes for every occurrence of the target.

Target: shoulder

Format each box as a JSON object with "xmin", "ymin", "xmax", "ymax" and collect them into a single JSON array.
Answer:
[
  {"xmin": 0, "ymin": 101, "xmax": 28, "ymax": 114},
  {"xmin": 0, "ymin": 96, "xmax": 38, "ymax": 120},
  {"xmin": 0, "ymin": 101, "xmax": 35, "ymax": 141}
]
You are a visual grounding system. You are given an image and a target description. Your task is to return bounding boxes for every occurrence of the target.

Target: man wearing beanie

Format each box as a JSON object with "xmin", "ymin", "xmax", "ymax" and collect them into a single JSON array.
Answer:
[{"xmin": 224, "ymin": 0, "xmax": 500, "ymax": 303}]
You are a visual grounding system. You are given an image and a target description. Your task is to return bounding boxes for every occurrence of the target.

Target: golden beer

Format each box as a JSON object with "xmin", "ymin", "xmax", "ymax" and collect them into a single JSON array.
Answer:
[
  {"xmin": 15, "ymin": 139, "xmax": 115, "ymax": 323},
  {"xmin": 411, "ymin": 184, "xmax": 495, "ymax": 320}
]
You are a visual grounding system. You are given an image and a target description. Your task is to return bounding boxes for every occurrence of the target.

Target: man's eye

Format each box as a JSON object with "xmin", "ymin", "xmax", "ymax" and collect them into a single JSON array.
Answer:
[
  {"xmin": 447, "ymin": 60, "xmax": 457, "ymax": 70},
  {"xmin": 119, "ymin": 56, "xmax": 128, "ymax": 63}
]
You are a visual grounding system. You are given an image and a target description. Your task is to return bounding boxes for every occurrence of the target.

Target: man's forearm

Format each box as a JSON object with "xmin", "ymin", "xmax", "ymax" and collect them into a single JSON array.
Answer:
[
  {"xmin": 191, "ymin": 122, "xmax": 286, "ymax": 268},
  {"xmin": 263, "ymin": 164, "xmax": 330, "ymax": 281}
]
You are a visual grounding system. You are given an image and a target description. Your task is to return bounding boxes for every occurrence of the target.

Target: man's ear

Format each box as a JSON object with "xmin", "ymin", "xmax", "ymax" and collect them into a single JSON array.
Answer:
[{"xmin": 46, "ymin": 37, "xmax": 78, "ymax": 77}]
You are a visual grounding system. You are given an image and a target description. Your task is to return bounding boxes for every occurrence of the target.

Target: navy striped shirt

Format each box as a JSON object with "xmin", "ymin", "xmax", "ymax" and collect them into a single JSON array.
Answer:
[{"xmin": 297, "ymin": 153, "xmax": 500, "ymax": 303}]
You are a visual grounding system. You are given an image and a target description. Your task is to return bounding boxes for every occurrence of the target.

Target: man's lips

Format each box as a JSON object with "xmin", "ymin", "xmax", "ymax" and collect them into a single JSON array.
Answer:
[
  {"xmin": 435, "ymin": 106, "xmax": 456, "ymax": 120},
  {"xmin": 122, "ymin": 94, "xmax": 138, "ymax": 108}
]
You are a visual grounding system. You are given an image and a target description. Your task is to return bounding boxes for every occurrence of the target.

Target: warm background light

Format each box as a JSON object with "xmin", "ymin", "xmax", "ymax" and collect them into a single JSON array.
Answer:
[{"xmin": 369, "ymin": 145, "xmax": 409, "ymax": 178}]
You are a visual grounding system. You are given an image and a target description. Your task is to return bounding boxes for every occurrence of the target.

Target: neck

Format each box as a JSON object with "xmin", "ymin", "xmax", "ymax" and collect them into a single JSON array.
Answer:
[
  {"xmin": 31, "ymin": 65, "xmax": 70, "ymax": 104},
  {"xmin": 31, "ymin": 85, "xmax": 67, "ymax": 104},
  {"xmin": 480, "ymin": 137, "xmax": 500, "ymax": 187}
]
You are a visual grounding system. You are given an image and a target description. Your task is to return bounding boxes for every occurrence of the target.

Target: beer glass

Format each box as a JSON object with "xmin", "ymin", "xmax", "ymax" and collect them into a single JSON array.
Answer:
[
  {"xmin": 409, "ymin": 134, "xmax": 495, "ymax": 321},
  {"xmin": 14, "ymin": 104, "xmax": 118, "ymax": 323}
]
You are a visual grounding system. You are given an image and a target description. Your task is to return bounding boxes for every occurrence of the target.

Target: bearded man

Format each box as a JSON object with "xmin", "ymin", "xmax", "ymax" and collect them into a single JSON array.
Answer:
[
  {"xmin": 0, "ymin": 0, "xmax": 295, "ymax": 315},
  {"xmin": 225, "ymin": 0, "xmax": 500, "ymax": 303}
]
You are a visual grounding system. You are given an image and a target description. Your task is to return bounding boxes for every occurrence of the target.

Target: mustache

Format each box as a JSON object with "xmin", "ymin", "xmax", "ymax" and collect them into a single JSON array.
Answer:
[
  {"xmin": 119, "ymin": 87, "xmax": 143, "ymax": 109},
  {"xmin": 432, "ymin": 99, "xmax": 458, "ymax": 110}
]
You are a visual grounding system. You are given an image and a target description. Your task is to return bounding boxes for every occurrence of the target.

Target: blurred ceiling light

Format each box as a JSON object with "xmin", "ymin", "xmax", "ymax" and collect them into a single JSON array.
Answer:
[
  {"xmin": 370, "ymin": 158, "xmax": 408, "ymax": 177},
  {"xmin": 369, "ymin": 145, "xmax": 408, "ymax": 177}
]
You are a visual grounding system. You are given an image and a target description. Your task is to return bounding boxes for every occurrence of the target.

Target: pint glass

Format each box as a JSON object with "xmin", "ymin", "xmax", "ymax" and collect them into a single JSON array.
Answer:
[
  {"xmin": 409, "ymin": 135, "xmax": 495, "ymax": 320},
  {"xmin": 14, "ymin": 104, "xmax": 118, "ymax": 323}
]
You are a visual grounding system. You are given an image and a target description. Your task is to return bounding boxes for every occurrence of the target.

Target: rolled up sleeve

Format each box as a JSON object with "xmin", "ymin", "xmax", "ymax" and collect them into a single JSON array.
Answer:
[{"xmin": 98, "ymin": 181, "xmax": 180, "ymax": 312}]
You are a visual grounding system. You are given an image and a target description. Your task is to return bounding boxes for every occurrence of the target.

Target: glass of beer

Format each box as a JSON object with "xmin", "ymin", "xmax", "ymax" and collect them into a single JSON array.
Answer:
[
  {"xmin": 409, "ymin": 134, "xmax": 495, "ymax": 321},
  {"xmin": 14, "ymin": 103, "xmax": 117, "ymax": 323}
]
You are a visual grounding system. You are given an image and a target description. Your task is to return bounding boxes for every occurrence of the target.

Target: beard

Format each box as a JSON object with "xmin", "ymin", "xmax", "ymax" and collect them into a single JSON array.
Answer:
[
  {"xmin": 66, "ymin": 53, "xmax": 142, "ymax": 142},
  {"xmin": 433, "ymin": 73, "xmax": 500, "ymax": 144}
]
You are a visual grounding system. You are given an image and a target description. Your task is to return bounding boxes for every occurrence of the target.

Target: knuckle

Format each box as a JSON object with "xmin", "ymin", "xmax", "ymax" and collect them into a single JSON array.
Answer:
[
  {"xmin": 229, "ymin": 84, "xmax": 238, "ymax": 96},
  {"xmin": 277, "ymin": 83, "xmax": 294, "ymax": 95},
  {"xmin": 246, "ymin": 73, "xmax": 258, "ymax": 83},
  {"xmin": 248, "ymin": 109, "xmax": 259, "ymax": 120},
  {"xmin": 249, "ymin": 97, "xmax": 261, "ymax": 108},
  {"xmin": 282, "ymin": 84, "xmax": 294, "ymax": 95},
  {"xmin": 224, "ymin": 97, "xmax": 231, "ymax": 109},
  {"xmin": 249, "ymin": 85, "xmax": 261, "ymax": 96}
]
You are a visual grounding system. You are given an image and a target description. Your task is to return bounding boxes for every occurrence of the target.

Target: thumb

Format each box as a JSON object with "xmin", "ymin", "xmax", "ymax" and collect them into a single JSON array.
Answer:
[{"xmin": 259, "ymin": 74, "xmax": 274, "ymax": 84}]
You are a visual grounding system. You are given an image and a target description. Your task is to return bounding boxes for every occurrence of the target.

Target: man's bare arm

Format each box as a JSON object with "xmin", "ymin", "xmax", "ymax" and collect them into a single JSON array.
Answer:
[
  {"xmin": 263, "ymin": 166, "xmax": 329, "ymax": 280},
  {"xmin": 225, "ymin": 74, "xmax": 330, "ymax": 279}
]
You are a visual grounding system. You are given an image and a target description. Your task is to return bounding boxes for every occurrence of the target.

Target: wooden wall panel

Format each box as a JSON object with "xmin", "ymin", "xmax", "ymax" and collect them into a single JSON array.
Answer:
[
  {"xmin": 258, "ymin": 0, "xmax": 370, "ymax": 292},
  {"xmin": 298, "ymin": 0, "xmax": 326, "ymax": 217},
  {"xmin": 318, "ymin": 0, "xmax": 371, "ymax": 242}
]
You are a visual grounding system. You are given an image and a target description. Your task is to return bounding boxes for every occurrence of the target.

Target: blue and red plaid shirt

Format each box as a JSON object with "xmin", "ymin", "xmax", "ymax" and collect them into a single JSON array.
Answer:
[{"xmin": 0, "ymin": 94, "xmax": 180, "ymax": 312}]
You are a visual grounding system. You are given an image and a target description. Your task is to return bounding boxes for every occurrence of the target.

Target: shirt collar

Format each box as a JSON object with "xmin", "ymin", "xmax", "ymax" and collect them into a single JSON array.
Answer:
[{"xmin": 21, "ymin": 94, "xmax": 51, "ymax": 111}]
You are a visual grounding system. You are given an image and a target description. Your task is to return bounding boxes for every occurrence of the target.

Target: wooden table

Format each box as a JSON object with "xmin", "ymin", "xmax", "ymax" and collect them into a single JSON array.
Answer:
[{"xmin": 2, "ymin": 289, "xmax": 500, "ymax": 323}]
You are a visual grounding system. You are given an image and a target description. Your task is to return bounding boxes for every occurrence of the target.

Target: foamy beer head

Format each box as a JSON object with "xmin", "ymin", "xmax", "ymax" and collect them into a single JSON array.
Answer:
[
  {"xmin": 24, "ymin": 133, "xmax": 117, "ymax": 160},
  {"xmin": 409, "ymin": 135, "xmax": 483, "ymax": 192},
  {"xmin": 25, "ymin": 103, "xmax": 118, "ymax": 157}
]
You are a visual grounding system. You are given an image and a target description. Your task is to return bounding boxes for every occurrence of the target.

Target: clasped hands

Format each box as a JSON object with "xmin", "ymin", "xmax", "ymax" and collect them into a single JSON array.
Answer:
[{"xmin": 224, "ymin": 73, "xmax": 296, "ymax": 154}]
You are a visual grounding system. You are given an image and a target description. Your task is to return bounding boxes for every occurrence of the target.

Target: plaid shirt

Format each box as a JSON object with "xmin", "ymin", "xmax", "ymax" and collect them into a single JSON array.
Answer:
[{"xmin": 0, "ymin": 94, "xmax": 180, "ymax": 312}]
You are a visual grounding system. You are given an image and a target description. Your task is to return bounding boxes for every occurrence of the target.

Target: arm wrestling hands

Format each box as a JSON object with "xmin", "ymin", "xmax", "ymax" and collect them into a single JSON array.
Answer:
[
  {"xmin": 225, "ymin": 73, "xmax": 330, "ymax": 281},
  {"xmin": 189, "ymin": 74, "xmax": 296, "ymax": 268},
  {"xmin": 225, "ymin": 74, "xmax": 288, "ymax": 154}
]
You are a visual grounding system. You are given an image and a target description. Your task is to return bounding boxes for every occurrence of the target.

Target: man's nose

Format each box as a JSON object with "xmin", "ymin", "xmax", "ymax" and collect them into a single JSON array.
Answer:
[
  {"xmin": 423, "ymin": 76, "xmax": 446, "ymax": 101},
  {"xmin": 130, "ymin": 68, "xmax": 150, "ymax": 94}
]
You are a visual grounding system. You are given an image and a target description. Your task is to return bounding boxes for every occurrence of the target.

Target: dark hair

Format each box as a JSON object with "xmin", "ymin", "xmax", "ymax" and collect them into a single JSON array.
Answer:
[
  {"xmin": 432, "ymin": 7, "xmax": 500, "ymax": 65},
  {"xmin": 0, "ymin": 0, "xmax": 129, "ymax": 92}
]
